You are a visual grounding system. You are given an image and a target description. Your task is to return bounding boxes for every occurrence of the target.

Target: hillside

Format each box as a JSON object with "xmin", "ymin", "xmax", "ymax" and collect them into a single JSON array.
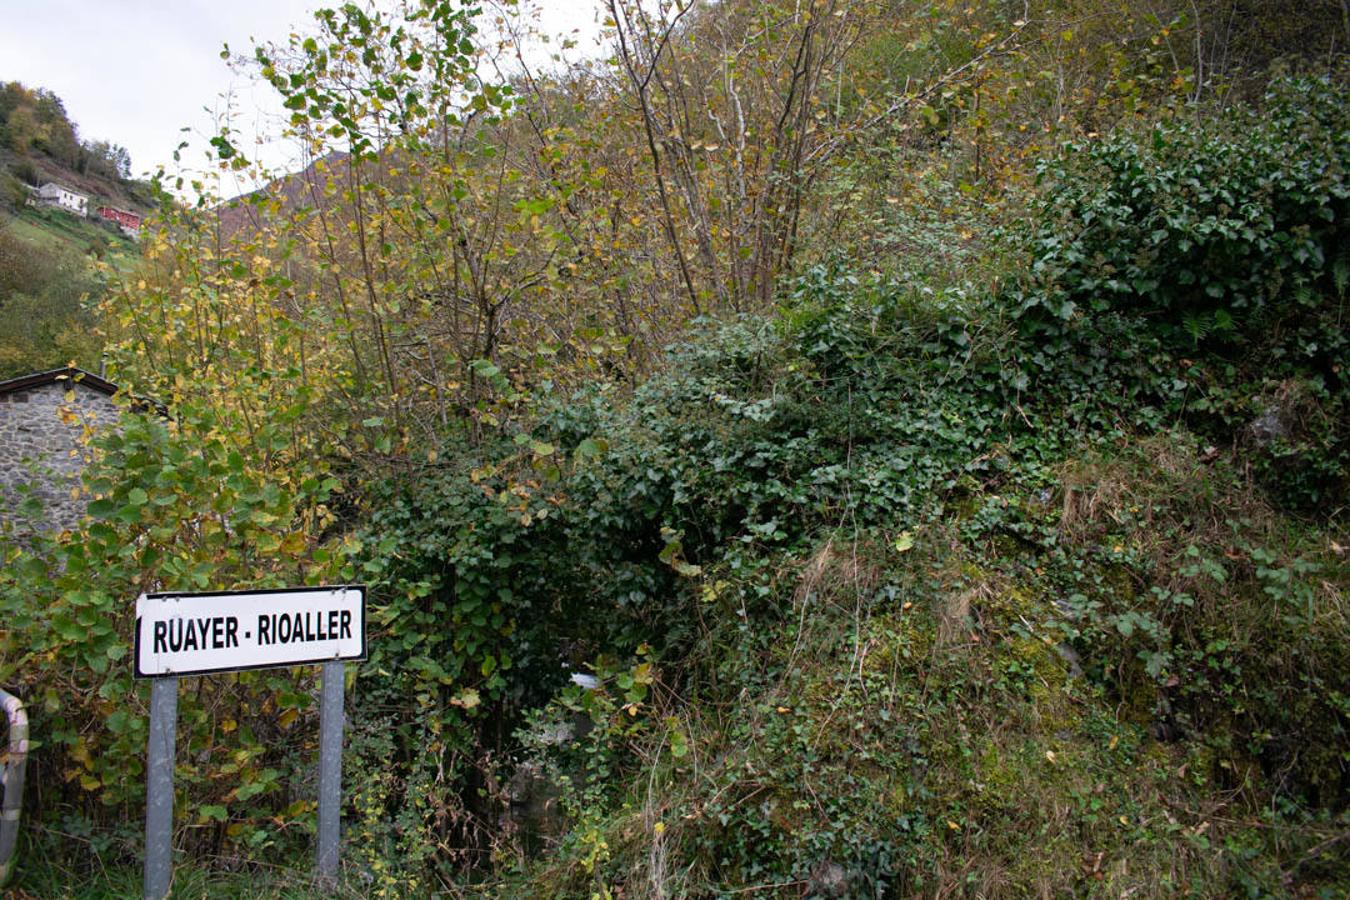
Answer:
[
  {"xmin": 1, "ymin": 1, "xmax": 1347, "ymax": 897},
  {"xmin": 3, "ymin": 202, "xmax": 136, "ymax": 260},
  {"xmin": 214, "ymin": 150, "xmax": 349, "ymax": 236},
  {"xmin": 0, "ymin": 81, "xmax": 151, "ymax": 377},
  {"xmin": 0, "ymin": 81, "xmax": 155, "ymax": 217}
]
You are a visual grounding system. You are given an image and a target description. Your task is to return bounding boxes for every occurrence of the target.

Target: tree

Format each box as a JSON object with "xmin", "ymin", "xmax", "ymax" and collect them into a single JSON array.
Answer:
[{"xmin": 83, "ymin": 140, "xmax": 133, "ymax": 180}]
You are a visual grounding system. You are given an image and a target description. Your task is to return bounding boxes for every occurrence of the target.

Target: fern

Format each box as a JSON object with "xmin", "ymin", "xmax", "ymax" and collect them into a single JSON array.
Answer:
[{"xmin": 1333, "ymin": 248, "xmax": 1349, "ymax": 298}]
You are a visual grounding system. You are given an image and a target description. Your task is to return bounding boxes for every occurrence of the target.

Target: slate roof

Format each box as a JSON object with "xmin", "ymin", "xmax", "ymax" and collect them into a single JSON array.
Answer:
[{"xmin": 0, "ymin": 367, "xmax": 118, "ymax": 397}]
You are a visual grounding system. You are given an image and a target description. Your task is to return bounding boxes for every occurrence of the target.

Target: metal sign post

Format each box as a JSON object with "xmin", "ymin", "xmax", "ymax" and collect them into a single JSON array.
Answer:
[
  {"xmin": 134, "ymin": 586, "xmax": 366, "ymax": 899},
  {"xmin": 143, "ymin": 678, "xmax": 177, "ymax": 900},
  {"xmin": 316, "ymin": 660, "xmax": 344, "ymax": 882}
]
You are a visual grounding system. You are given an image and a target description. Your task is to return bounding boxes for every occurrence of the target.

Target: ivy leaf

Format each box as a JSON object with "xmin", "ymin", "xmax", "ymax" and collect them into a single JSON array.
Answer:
[{"xmin": 574, "ymin": 437, "xmax": 608, "ymax": 460}]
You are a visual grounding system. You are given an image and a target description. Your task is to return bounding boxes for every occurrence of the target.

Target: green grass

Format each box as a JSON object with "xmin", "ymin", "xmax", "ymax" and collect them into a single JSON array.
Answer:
[{"xmin": 3, "ymin": 205, "xmax": 139, "ymax": 269}]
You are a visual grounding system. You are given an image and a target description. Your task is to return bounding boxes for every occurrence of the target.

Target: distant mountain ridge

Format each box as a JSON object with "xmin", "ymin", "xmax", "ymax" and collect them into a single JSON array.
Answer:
[{"xmin": 215, "ymin": 150, "xmax": 351, "ymax": 240}]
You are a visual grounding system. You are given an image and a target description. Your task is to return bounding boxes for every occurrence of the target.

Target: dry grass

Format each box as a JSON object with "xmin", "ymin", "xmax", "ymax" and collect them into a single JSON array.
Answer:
[
  {"xmin": 1059, "ymin": 433, "xmax": 1222, "ymax": 549},
  {"xmin": 791, "ymin": 537, "xmax": 882, "ymax": 611},
  {"xmin": 787, "ymin": 536, "xmax": 885, "ymax": 677},
  {"xmin": 934, "ymin": 580, "xmax": 1000, "ymax": 651}
]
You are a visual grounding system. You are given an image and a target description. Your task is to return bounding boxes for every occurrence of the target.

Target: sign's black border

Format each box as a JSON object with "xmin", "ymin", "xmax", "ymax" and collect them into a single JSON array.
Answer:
[{"xmin": 133, "ymin": 584, "xmax": 367, "ymax": 679}]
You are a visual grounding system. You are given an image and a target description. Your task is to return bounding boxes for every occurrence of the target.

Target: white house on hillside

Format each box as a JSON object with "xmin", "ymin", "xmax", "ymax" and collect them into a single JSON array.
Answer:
[{"xmin": 35, "ymin": 182, "xmax": 89, "ymax": 216}]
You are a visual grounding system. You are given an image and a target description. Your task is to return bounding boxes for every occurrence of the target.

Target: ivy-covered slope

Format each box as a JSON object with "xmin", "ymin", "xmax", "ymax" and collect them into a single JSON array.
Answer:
[{"xmin": 342, "ymin": 78, "xmax": 1347, "ymax": 897}]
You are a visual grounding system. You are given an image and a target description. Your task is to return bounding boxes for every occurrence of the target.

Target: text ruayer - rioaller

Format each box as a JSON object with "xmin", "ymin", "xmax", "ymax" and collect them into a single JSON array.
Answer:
[{"xmin": 151, "ymin": 609, "xmax": 355, "ymax": 653}]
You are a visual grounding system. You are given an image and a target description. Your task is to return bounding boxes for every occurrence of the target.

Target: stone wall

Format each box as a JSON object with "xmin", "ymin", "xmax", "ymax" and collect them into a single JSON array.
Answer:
[{"xmin": 0, "ymin": 381, "xmax": 119, "ymax": 534}]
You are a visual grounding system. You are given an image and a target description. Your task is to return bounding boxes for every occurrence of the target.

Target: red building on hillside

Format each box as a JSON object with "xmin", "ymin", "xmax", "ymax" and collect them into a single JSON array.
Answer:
[{"xmin": 96, "ymin": 206, "xmax": 142, "ymax": 232}]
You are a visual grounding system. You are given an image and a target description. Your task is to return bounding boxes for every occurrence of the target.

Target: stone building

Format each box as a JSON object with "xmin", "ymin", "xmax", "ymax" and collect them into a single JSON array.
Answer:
[{"xmin": 0, "ymin": 367, "xmax": 119, "ymax": 534}]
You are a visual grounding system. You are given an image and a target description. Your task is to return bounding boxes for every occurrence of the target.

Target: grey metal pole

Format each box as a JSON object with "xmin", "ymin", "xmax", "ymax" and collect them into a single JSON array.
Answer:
[
  {"xmin": 0, "ymin": 688, "xmax": 28, "ymax": 888},
  {"xmin": 143, "ymin": 676, "xmax": 178, "ymax": 900},
  {"xmin": 316, "ymin": 661, "xmax": 344, "ymax": 883}
]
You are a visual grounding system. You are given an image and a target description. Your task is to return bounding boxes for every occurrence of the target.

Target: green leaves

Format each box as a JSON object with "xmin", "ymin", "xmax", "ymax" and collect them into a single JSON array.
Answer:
[
  {"xmin": 666, "ymin": 718, "xmax": 689, "ymax": 758},
  {"xmin": 208, "ymin": 134, "xmax": 237, "ymax": 161},
  {"xmin": 1021, "ymin": 77, "xmax": 1349, "ymax": 353},
  {"xmin": 198, "ymin": 804, "xmax": 228, "ymax": 823},
  {"xmin": 0, "ymin": 393, "xmax": 351, "ymax": 833}
]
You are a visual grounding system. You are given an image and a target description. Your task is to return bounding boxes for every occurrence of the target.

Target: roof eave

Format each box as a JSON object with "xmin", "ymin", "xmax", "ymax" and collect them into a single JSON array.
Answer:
[{"xmin": 0, "ymin": 366, "xmax": 119, "ymax": 397}]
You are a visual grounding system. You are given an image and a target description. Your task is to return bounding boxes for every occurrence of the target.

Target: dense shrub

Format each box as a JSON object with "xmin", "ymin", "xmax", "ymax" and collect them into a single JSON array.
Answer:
[
  {"xmin": 1009, "ymin": 76, "xmax": 1350, "ymax": 509},
  {"xmin": 473, "ymin": 284, "xmax": 1347, "ymax": 894},
  {"xmin": 1018, "ymin": 76, "xmax": 1348, "ymax": 348},
  {"xmin": 355, "ymin": 247, "xmax": 1345, "ymax": 892}
]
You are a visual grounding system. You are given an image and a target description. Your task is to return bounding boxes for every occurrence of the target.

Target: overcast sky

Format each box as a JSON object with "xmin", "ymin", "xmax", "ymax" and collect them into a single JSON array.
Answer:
[{"xmin": 0, "ymin": 0, "xmax": 607, "ymax": 185}]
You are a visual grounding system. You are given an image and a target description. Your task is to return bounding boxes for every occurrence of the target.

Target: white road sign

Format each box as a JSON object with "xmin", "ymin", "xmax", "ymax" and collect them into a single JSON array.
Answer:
[{"xmin": 134, "ymin": 586, "xmax": 366, "ymax": 677}]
